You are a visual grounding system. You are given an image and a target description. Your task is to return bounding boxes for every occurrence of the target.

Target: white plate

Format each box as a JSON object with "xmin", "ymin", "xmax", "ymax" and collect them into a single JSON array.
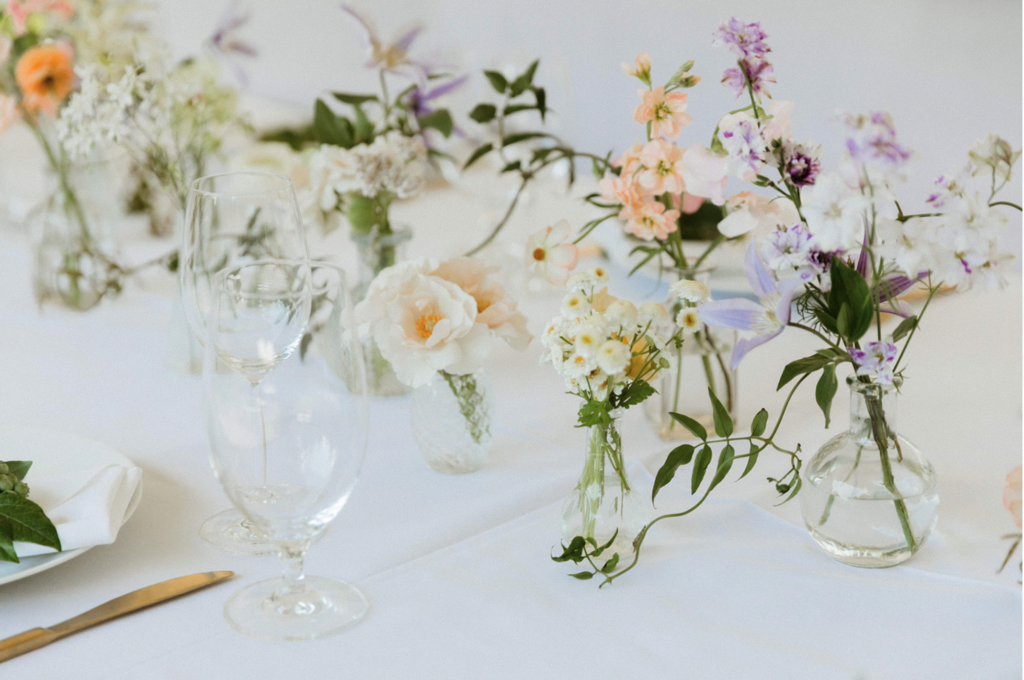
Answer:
[{"xmin": 0, "ymin": 426, "xmax": 142, "ymax": 586}]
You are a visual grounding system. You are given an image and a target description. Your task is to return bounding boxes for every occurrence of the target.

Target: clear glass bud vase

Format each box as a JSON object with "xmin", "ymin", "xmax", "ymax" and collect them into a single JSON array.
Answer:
[
  {"xmin": 561, "ymin": 415, "xmax": 647, "ymax": 557},
  {"xmin": 410, "ymin": 370, "xmax": 493, "ymax": 474},
  {"xmin": 353, "ymin": 226, "xmax": 413, "ymax": 397},
  {"xmin": 32, "ymin": 160, "xmax": 123, "ymax": 311},
  {"xmin": 800, "ymin": 377, "xmax": 939, "ymax": 567},
  {"xmin": 644, "ymin": 264, "xmax": 738, "ymax": 440}
]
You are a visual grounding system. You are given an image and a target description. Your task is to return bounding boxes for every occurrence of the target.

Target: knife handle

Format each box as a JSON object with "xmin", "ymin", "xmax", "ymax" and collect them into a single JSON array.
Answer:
[{"xmin": 0, "ymin": 627, "xmax": 61, "ymax": 663}]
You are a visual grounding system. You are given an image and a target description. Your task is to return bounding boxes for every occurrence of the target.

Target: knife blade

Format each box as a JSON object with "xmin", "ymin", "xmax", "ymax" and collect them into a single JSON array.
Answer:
[{"xmin": 0, "ymin": 570, "xmax": 234, "ymax": 663}]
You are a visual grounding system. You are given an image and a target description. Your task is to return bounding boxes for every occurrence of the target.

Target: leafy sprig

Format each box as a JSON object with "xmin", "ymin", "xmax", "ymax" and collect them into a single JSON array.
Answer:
[{"xmin": 0, "ymin": 461, "xmax": 61, "ymax": 564}]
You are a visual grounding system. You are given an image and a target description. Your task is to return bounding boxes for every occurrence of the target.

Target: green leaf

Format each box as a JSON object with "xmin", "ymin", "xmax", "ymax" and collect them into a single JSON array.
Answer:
[
  {"xmin": 775, "ymin": 476, "xmax": 803, "ymax": 505},
  {"xmin": 533, "ymin": 87, "xmax": 547, "ymax": 120},
  {"xmin": 351, "ymin": 105, "xmax": 374, "ymax": 145},
  {"xmin": 777, "ymin": 354, "xmax": 833, "ymax": 391},
  {"xmin": 463, "ymin": 143, "xmax": 494, "ymax": 169},
  {"xmin": 418, "ymin": 109, "xmax": 454, "ymax": 137},
  {"xmin": 502, "ymin": 131, "xmax": 549, "ymax": 146},
  {"xmin": 569, "ymin": 571, "xmax": 594, "ymax": 580},
  {"xmin": 892, "ymin": 315, "xmax": 918, "ymax": 342},
  {"xmin": 708, "ymin": 444, "xmax": 735, "ymax": 491},
  {"xmin": 299, "ymin": 332, "xmax": 313, "ymax": 361},
  {"xmin": 551, "ymin": 536, "xmax": 586, "ymax": 563},
  {"xmin": 836, "ymin": 302, "xmax": 853, "ymax": 339},
  {"xmin": 502, "ymin": 103, "xmax": 536, "ymax": 116},
  {"xmin": 652, "ymin": 444, "xmax": 695, "ymax": 503},
  {"xmin": 483, "ymin": 70, "xmax": 508, "ymax": 93},
  {"xmin": 591, "ymin": 529, "xmax": 619, "ymax": 557},
  {"xmin": 521, "ymin": 59, "xmax": 539, "ymax": 86},
  {"xmin": 0, "ymin": 494, "xmax": 60, "ymax": 552},
  {"xmin": 313, "ymin": 100, "xmax": 354, "ymax": 148},
  {"xmin": 612, "ymin": 380, "xmax": 655, "ymax": 410},
  {"xmin": 739, "ymin": 443, "xmax": 760, "ymax": 480},
  {"xmin": 750, "ymin": 409, "xmax": 768, "ymax": 437},
  {"xmin": 669, "ymin": 412, "xmax": 707, "ymax": 441},
  {"xmin": 600, "ymin": 552, "xmax": 620, "ymax": 573},
  {"xmin": 815, "ymin": 364, "xmax": 839, "ymax": 428},
  {"xmin": 709, "ymin": 388, "xmax": 733, "ymax": 438},
  {"xmin": 577, "ymin": 401, "xmax": 611, "ymax": 429},
  {"xmin": 690, "ymin": 445, "xmax": 712, "ymax": 494},
  {"xmin": 0, "ymin": 518, "xmax": 17, "ymax": 563},
  {"xmin": 469, "ymin": 103, "xmax": 497, "ymax": 123},
  {"xmin": 332, "ymin": 92, "xmax": 378, "ymax": 106},
  {"xmin": 501, "ymin": 160, "xmax": 522, "ymax": 173},
  {"xmin": 5, "ymin": 461, "xmax": 31, "ymax": 482},
  {"xmin": 828, "ymin": 258, "xmax": 872, "ymax": 342}
]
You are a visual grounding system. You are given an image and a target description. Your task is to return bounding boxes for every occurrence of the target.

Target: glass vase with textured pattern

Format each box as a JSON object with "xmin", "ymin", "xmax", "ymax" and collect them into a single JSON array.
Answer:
[
  {"xmin": 410, "ymin": 370, "xmax": 493, "ymax": 473},
  {"xmin": 800, "ymin": 377, "xmax": 939, "ymax": 567},
  {"xmin": 352, "ymin": 226, "xmax": 413, "ymax": 397},
  {"xmin": 643, "ymin": 263, "xmax": 738, "ymax": 440},
  {"xmin": 561, "ymin": 414, "xmax": 647, "ymax": 558}
]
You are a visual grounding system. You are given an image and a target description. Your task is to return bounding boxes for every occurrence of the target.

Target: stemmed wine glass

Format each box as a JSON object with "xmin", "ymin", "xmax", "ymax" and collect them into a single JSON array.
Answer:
[
  {"xmin": 182, "ymin": 172, "xmax": 309, "ymax": 555},
  {"xmin": 204, "ymin": 261, "xmax": 370, "ymax": 640}
]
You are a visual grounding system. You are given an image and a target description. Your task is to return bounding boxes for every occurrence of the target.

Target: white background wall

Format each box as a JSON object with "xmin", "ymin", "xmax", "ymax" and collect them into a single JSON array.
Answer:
[{"xmin": 152, "ymin": 0, "xmax": 1023, "ymax": 257}]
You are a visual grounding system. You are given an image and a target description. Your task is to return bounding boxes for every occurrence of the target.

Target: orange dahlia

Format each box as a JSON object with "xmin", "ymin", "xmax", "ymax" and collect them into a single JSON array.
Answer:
[{"xmin": 15, "ymin": 43, "xmax": 75, "ymax": 117}]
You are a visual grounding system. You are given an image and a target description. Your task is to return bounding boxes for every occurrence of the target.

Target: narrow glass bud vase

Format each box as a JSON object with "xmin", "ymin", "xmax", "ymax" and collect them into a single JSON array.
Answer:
[
  {"xmin": 353, "ymin": 226, "xmax": 413, "ymax": 397},
  {"xmin": 410, "ymin": 370, "xmax": 493, "ymax": 474},
  {"xmin": 800, "ymin": 377, "xmax": 939, "ymax": 567},
  {"xmin": 561, "ymin": 415, "xmax": 647, "ymax": 557},
  {"xmin": 644, "ymin": 264, "xmax": 737, "ymax": 440}
]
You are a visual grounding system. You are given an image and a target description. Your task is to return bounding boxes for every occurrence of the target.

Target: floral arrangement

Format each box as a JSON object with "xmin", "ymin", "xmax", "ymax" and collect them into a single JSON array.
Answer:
[
  {"xmin": 295, "ymin": 5, "xmax": 463, "ymax": 279},
  {"xmin": 0, "ymin": 459, "xmax": 60, "ymax": 563},
  {"xmin": 354, "ymin": 256, "xmax": 530, "ymax": 443},
  {"xmin": 545, "ymin": 264, "xmax": 707, "ymax": 567},
  {"xmin": 559, "ymin": 17, "xmax": 1021, "ymax": 586}
]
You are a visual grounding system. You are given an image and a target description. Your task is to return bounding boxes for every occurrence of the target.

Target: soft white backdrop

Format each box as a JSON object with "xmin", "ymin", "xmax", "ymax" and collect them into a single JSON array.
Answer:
[{"xmin": 152, "ymin": 0, "xmax": 1023, "ymax": 257}]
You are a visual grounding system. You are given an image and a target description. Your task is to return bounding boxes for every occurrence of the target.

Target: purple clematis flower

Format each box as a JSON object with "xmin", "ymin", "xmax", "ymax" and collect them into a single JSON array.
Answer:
[
  {"xmin": 701, "ymin": 243, "xmax": 801, "ymax": 369},
  {"xmin": 341, "ymin": 4, "xmax": 431, "ymax": 86},
  {"xmin": 405, "ymin": 74, "xmax": 469, "ymax": 117},
  {"xmin": 208, "ymin": 0, "xmax": 257, "ymax": 87}
]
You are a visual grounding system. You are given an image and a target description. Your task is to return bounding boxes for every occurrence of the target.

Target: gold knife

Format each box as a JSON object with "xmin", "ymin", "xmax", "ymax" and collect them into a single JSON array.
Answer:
[{"xmin": 0, "ymin": 570, "xmax": 234, "ymax": 663}]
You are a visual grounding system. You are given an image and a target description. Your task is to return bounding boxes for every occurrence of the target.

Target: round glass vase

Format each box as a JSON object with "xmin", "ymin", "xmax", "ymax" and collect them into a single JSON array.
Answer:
[
  {"xmin": 643, "ymin": 263, "xmax": 738, "ymax": 441},
  {"xmin": 31, "ymin": 160, "xmax": 123, "ymax": 311},
  {"xmin": 561, "ymin": 414, "xmax": 647, "ymax": 557},
  {"xmin": 800, "ymin": 377, "xmax": 939, "ymax": 568},
  {"xmin": 410, "ymin": 370, "xmax": 494, "ymax": 474},
  {"xmin": 352, "ymin": 226, "xmax": 413, "ymax": 397}
]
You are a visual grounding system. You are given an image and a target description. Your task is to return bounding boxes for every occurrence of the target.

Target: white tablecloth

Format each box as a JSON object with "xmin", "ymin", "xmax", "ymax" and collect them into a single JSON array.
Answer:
[{"xmin": 0, "ymin": 175, "xmax": 1020, "ymax": 679}]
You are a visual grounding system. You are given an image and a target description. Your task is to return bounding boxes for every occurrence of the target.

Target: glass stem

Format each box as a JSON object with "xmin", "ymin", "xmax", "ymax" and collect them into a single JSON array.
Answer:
[
  {"xmin": 256, "ymin": 381, "xmax": 269, "ymax": 488},
  {"xmin": 864, "ymin": 393, "xmax": 917, "ymax": 553},
  {"xmin": 272, "ymin": 544, "xmax": 310, "ymax": 604}
]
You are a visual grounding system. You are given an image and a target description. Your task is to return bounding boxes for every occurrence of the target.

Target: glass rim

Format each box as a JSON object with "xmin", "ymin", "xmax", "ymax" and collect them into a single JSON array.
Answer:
[
  {"xmin": 215, "ymin": 258, "xmax": 348, "ymax": 301},
  {"xmin": 188, "ymin": 171, "xmax": 295, "ymax": 198}
]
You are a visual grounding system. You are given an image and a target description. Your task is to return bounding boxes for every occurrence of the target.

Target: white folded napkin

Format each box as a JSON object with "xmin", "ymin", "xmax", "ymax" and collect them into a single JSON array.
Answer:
[{"xmin": 14, "ymin": 464, "xmax": 143, "ymax": 558}]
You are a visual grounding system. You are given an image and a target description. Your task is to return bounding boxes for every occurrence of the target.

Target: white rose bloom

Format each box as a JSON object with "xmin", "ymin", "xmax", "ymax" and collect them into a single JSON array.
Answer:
[
  {"xmin": 595, "ymin": 340, "xmax": 630, "ymax": 375},
  {"xmin": 670, "ymin": 280, "xmax": 711, "ymax": 304},
  {"xmin": 432, "ymin": 257, "xmax": 532, "ymax": 351}
]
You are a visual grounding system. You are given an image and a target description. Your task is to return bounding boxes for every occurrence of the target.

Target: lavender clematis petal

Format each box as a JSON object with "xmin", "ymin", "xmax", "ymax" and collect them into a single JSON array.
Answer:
[
  {"xmin": 873, "ymin": 274, "xmax": 919, "ymax": 303},
  {"xmin": 340, "ymin": 4, "xmax": 377, "ymax": 54},
  {"xmin": 423, "ymin": 73, "xmax": 469, "ymax": 101},
  {"xmin": 729, "ymin": 329, "xmax": 781, "ymax": 370},
  {"xmin": 393, "ymin": 24, "xmax": 424, "ymax": 53},
  {"xmin": 744, "ymin": 242, "xmax": 777, "ymax": 300},
  {"xmin": 699, "ymin": 298, "xmax": 765, "ymax": 331},
  {"xmin": 879, "ymin": 299, "xmax": 913, "ymax": 317},
  {"xmin": 775, "ymin": 276, "xmax": 801, "ymax": 326}
]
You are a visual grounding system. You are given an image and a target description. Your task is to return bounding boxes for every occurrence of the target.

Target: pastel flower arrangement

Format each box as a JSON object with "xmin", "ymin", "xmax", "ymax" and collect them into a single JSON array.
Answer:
[{"xmin": 562, "ymin": 17, "xmax": 1021, "ymax": 586}]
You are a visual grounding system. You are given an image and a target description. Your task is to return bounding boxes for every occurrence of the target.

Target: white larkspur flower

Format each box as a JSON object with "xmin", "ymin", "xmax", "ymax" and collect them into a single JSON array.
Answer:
[{"xmin": 801, "ymin": 172, "xmax": 869, "ymax": 252}]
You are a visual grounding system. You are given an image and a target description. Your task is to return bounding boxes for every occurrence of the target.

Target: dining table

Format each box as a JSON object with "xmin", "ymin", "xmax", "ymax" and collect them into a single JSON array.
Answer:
[{"xmin": 0, "ymin": 153, "xmax": 1020, "ymax": 680}]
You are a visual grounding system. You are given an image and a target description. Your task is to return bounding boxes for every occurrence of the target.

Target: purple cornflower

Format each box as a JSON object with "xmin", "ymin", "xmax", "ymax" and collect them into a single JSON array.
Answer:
[
  {"xmin": 714, "ymin": 18, "xmax": 772, "ymax": 58},
  {"xmin": 848, "ymin": 340, "xmax": 898, "ymax": 385},
  {"xmin": 839, "ymin": 111, "xmax": 912, "ymax": 179},
  {"xmin": 700, "ymin": 243, "xmax": 800, "ymax": 369},
  {"xmin": 722, "ymin": 56, "xmax": 775, "ymax": 101},
  {"xmin": 782, "ymin": 140, "xmax": 822, "ymax": 187}
]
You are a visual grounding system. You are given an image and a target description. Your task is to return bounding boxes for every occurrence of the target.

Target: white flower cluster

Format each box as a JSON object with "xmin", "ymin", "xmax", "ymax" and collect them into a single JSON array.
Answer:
[
  {"xmin": 58, "ymin": 50, "xmax": 238, "ymax": 196},
  {"xmin": 299, "ymin": 131, "xmax": 427, "ymax": 224},
  {"xmin": 541, "ymin": 269, "xmax": 682, "ymax": 399}
]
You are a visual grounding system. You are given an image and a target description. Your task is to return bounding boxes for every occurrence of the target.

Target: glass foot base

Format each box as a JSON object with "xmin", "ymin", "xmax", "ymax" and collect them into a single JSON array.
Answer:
[
  {"xmin": 224, "ymin": 576, "xmax": 370, "ymax": 641},
  {"xmin": 200, "ymin": 509, "xmax": 326, "ymax": 557},
  {"xmin": 807, "ymin": 527, "xmax": 916, "ymax": 568}
]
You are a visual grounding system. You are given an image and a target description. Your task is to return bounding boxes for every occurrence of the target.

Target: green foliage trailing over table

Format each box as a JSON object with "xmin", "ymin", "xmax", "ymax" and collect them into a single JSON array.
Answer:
[{"xmin": 0, "ymin": 460, "xmax": 60, "ymax": 564}]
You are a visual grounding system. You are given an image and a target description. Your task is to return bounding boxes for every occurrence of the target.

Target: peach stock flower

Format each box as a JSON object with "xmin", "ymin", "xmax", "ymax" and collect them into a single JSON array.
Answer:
[
  {"xmin": 625, "ymin": 200, "xmax": 679, "ymax": 241},
  {"xmin": 527, "ymin": 219, "xmax": 578, "ymax": 286},
  {"xmin": 15, "ymin": 43, "xmax": 75, "ymax": 117},
  {"xmin": 1004, "ymin": 466, "xmax": 1022, "ymax": 529},
  {"xmin": 636, "ymin": 139, "xmax": 686, "ymax": 195},
  {"xmin": 621, "ymin": 52, "xmax": 651, "ymax": 82},
  {"xmin": 598, "ymin": 173, "xmax": 644, "ymax": 219},
  {"xmin": 633, "ymin": 86, "xmax": 692, "ymax": 139},
  {"xmin": 613, "ymin": 141, "xmax": 645, "ymax": 176}
]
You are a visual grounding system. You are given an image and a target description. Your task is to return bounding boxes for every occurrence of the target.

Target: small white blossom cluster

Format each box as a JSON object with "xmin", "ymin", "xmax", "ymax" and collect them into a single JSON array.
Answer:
[
  {"xmin": 299, "ymin": 131, "xmax": 427, "ymax": 225},
  {"xmin": 542, "ymin": 269, "xmax": 691, "ymax": 399},
  {"xmin": 58, "ymin": 50, "xmax": 239, "ymax": 200}
]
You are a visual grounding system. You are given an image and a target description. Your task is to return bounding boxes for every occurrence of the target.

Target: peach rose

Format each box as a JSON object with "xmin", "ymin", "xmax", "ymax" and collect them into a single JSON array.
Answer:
[
  {"xmin": 432, "ymin": 257, "xmax": 531, "ymax": 351},
  {"xmin": 15, "ymin": 43, "xmax": 75, "ymax": 117}
]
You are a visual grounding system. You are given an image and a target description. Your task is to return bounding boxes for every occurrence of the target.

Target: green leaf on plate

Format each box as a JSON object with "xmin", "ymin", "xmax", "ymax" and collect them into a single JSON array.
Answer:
[
  {"xmin": 6, "ymin": 461, "xmax": 31, "ymax": 482},
  {"xmin": 0, "ymin": 518, "xmax": 17, "ymax": 563},
  {"xmin": 0, "ymin": 494, "xmax": 59, "ymax": 553}
]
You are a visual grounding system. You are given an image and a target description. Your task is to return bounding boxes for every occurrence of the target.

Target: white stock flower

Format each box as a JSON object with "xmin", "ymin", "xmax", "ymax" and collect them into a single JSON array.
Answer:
[
  {"xmin": 718, "ymin": 192, "xmax": 799, "ymax": 239},
  {"xmin": 801, "ymin": 173, "xmax": 869, "ymax": 252}
]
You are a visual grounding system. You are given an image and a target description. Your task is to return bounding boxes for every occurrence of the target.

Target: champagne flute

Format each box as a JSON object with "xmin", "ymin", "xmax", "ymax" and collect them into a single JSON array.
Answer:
[
  {"xmin": 182, "ymin": 172, "xmax": 309, "ymax": 555},
  {"xmin": 204, "ymin": 262, "xmax": 370, "ymax": 640}
]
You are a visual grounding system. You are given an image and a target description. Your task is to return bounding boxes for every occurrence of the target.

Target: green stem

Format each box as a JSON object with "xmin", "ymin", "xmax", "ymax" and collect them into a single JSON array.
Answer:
[
  {"xmin": 441, "ymin": 371, "xmax": 489, "ymax": 445},
  {"xmin": 989, "ymin": 200, "xmax": 1022, "ymax": 211},
  {"xmin": 818, "ymin": 443, "xmax": 863, "ymax": 526},
  {"xmin": 464, "ymin": 174, "xmax": 530, "ymax": 257},
  {"xmin": 864, "ymin": 392, "xmax": 917, "ymax": 553}
]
